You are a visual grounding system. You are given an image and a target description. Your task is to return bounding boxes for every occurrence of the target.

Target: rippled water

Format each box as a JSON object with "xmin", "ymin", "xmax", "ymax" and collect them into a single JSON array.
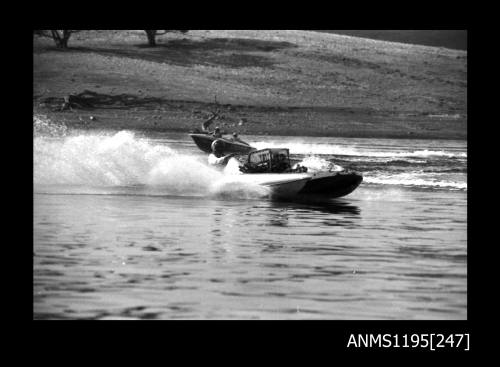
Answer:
[{"xmin": 33, "ymin": 119, "xmax": 467, "ymax": 319}]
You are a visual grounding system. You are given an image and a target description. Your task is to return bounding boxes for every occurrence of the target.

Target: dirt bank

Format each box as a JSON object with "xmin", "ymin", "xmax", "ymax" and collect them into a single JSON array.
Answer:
[{"xmin": 33, "ymin": 30, "xmax": 467, "ymax": 140}]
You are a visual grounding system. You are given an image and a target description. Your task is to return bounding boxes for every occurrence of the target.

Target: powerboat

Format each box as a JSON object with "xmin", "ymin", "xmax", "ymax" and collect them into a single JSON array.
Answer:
[
  {"xmin": 189, "ymin": 133, "xmax": 256, "ymax": 154},
  {"xmin": 190, "ymin": 111, "xmax": 256, "ymax": 154},
  {"xmin": 234, "ymin": 148, "xmax": 363, "ymax": 199}
]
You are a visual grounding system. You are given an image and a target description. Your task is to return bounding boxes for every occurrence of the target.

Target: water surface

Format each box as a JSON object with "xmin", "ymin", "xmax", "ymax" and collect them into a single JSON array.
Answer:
[{"xmin": 33, "ymin": 119, "xmax": 467, "ymax": 319}]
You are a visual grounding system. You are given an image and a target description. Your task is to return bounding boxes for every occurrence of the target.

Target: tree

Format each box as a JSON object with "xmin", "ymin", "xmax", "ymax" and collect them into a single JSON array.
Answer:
[
  {"xmin": 143, "ymin": 30, "xmax": 189, "ymax": 47},
  {"xmin": 34, "ymin": 30, "xmax": 82, "ymax": 48}
]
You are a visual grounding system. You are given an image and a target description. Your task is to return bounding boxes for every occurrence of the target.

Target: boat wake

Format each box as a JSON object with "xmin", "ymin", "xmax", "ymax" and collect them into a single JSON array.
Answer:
[
  {"xmin": 34, "ymin": 116, "xmax": 467, "ymax": 197},
  {"xmin": 363, "ymin": 172, "xmax": 467, "ymax": 190},
  {"xmin": 251, "ymin": 140, "xmax": 467, "ymax": 159},
  {"xmin": 34, "ymin": 118, "xmax": 270, "ymax": 199}
]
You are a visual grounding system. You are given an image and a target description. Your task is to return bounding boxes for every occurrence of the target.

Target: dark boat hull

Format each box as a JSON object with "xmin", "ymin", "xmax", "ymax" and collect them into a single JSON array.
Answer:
[
  {"xmin": 299, "ymin": 171, "xmax": 363, "ymax": 198},
  {"xmin": 189, "ymin": 134, "xmax": 255, "ymax": 154}
]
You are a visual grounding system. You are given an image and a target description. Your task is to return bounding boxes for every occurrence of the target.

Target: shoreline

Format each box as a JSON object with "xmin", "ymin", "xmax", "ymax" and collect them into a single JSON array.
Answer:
[{"xmin": 34, "ymin": 97, "xmax": 467, "ymax": 141}]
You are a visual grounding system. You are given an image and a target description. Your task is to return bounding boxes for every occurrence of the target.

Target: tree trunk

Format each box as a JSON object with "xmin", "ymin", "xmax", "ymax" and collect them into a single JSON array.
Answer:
[
  {"xmin": 51, "ymin": 30, "xmax": 71, "ymax": 48},
  {"xmin": 57, "ymin": 38, "xmax": 68, "ymax": 48},
  {"xmin": 145, "ymin": 30, "xmax": 157, "ymax": 47},
  {"xmin": 61, "ymin": 30, "xmax": 71, "ymax": 48}
]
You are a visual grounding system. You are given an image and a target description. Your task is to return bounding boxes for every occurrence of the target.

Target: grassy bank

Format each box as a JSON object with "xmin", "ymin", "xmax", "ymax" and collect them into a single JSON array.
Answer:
[{"xmin": 33, "ymin": 30, "xmax": 467, "ymax": 139}]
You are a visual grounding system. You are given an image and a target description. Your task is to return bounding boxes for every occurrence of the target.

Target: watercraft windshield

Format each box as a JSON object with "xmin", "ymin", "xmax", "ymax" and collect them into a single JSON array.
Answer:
[{"xmin": 243, "ymin": 148, "xmax": 291, "ymax": 173}]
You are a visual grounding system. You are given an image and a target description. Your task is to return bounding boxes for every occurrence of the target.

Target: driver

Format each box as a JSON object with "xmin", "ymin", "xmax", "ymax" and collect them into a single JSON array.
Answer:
[
  {"xmin": 212, "ymin": 127, "xmax": 222, "ymax": 138},
  {"xmin": 231, "ymin": 132, "xmax": 241, "ymax": 142},
  {"xmin": 273, "ymin": 153, "xmax": 290, "ymax": 172}
]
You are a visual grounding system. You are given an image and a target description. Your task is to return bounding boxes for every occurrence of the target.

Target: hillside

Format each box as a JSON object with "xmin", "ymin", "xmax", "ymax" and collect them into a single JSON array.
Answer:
[{"xmin": 33, "ymin": 30, "xmax": 467, "ymax": 139}]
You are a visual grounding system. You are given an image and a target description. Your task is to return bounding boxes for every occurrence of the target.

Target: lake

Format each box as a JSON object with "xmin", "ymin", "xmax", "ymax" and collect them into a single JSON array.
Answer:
[{"xmin": 33, "ymin": 117, "xmax": 467, "ymax": 319}]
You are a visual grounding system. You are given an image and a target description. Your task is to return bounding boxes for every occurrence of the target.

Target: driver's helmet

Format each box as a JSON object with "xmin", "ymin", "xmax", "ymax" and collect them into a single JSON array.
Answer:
[
  {"xmin": 214, "ymin": 127, "xmax": 220, "ymax": 133},
  {"xmin": 211, "ymin": 139, "xmax": 224, "ymax": 154}
]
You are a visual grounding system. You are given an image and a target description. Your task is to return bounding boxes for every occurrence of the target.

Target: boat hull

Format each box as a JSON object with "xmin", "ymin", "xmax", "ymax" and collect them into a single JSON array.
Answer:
[
  {"xmin": 263, "ymin": 177, "xmax": 311, "ymax": 198},
  {"xmin": 225, "ymin": 173, "xmax": 311, "ymax": 199},
  {"xmin": 189, "ymin": 134, "xmax": 255, "ymax": 154},
  {"xmin": 228, "ymin": 170, "xmax": 362, "ymax": 199},
  {"xmin": 299, "ymin": 171, "xmax": 363, "ymax": 198}
]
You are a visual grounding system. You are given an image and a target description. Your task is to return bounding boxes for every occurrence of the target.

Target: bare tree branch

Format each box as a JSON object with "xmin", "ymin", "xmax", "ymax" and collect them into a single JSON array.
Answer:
[{"xmin": 34, "ymin": 30, "xmax": 82, "ymax": 48}]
